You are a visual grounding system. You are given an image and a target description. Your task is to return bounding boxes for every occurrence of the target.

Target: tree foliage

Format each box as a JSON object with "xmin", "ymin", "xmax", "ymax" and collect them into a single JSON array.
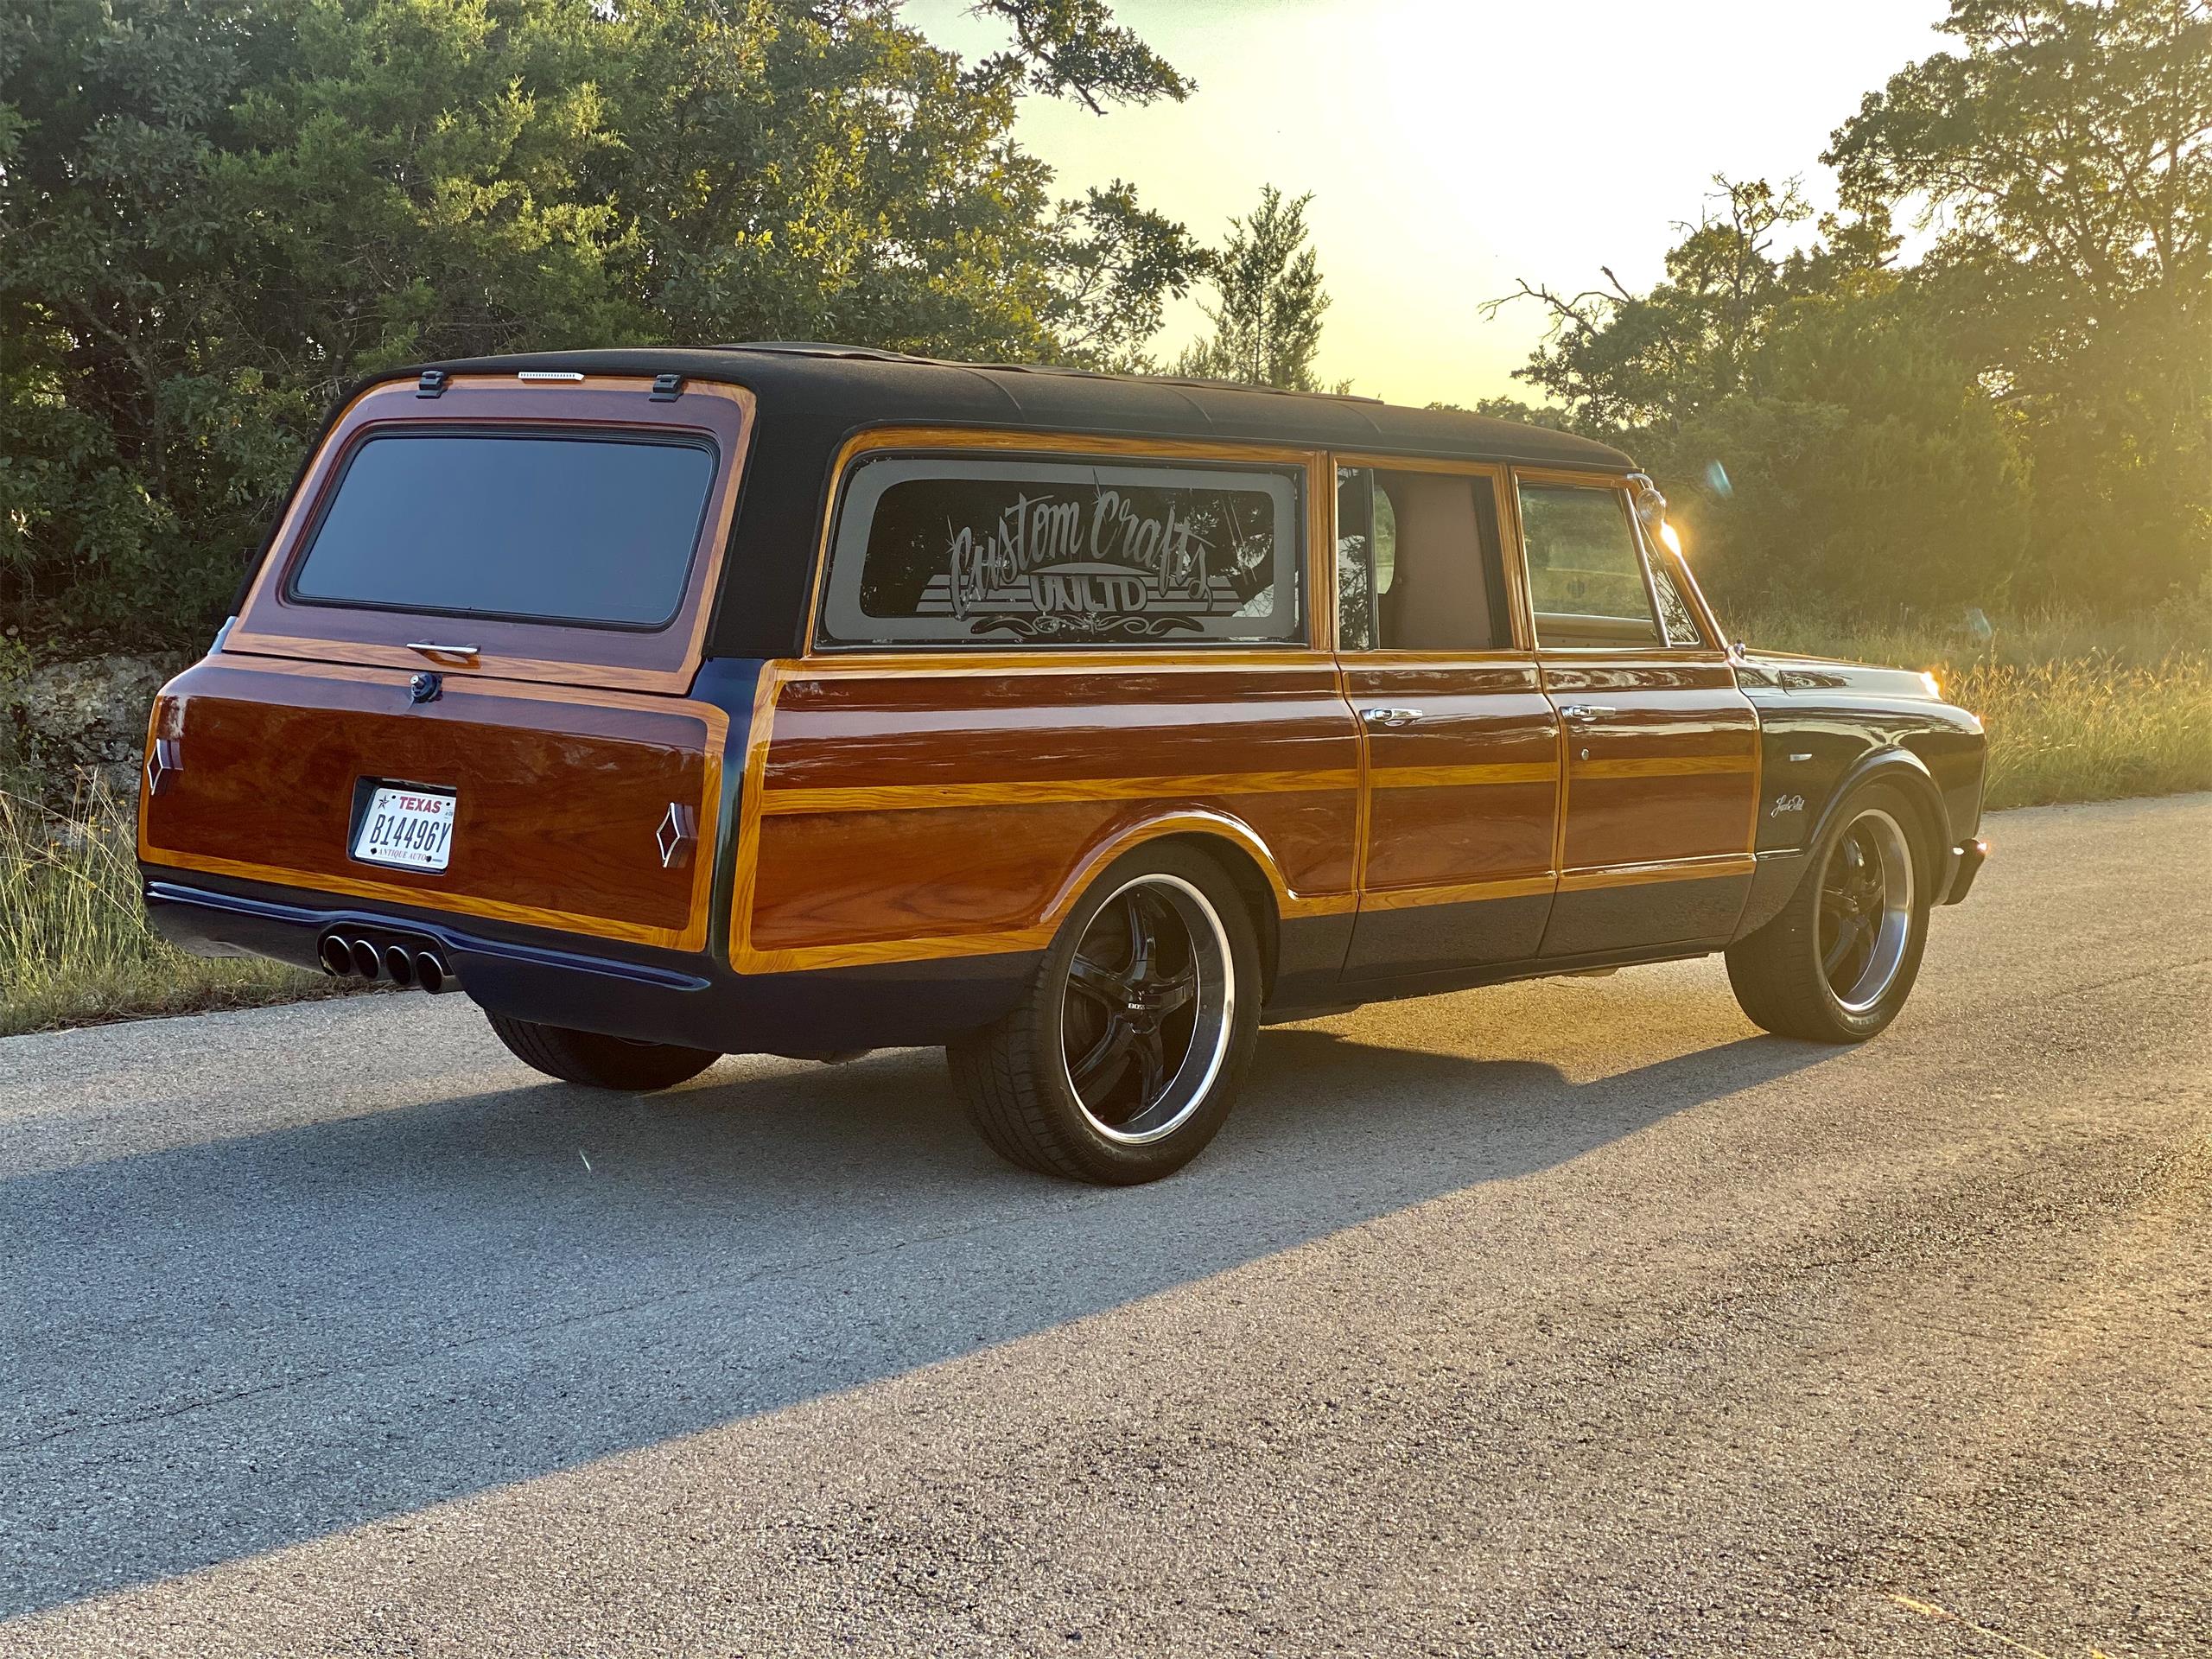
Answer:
[
  {"xmin": 1174, "ymin": 185, "xmax": 1330, "ymax": 391},
  {"xmin": 1827, "ymin": 0, "xmax": 2211, "ymax": 607},
  {"xmin": 1493, "ymin": 178, "xmax": 2033, "ymax": 613},
  {"xmin": 1499, "ymin": 1, "xmax": 2209, "ymax": 618},
  {"xmin": 0, "ymin": 0, "xmax": 1204, "ymax": 647},
  {"xmin": 1042, "ymin": 181, "xmax": 1212, "ymax": 371},
  {"xmin": 969, "ymin": 0, "xmax": 1192, "ymax": 113}
]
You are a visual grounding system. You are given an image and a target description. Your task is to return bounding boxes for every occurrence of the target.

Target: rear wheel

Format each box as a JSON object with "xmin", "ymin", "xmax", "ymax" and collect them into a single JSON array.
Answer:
[
  {"xmin": 486, "ymin": 1010, "xmax": 719, "ymax": 1091},
  {"xmin": 1726, "ymin": 782, "xmax": 1932, "ymax": 1042},
  {"xmin": 948, "ymin": 846, "xmax": 1261, "ymax": 1184}
]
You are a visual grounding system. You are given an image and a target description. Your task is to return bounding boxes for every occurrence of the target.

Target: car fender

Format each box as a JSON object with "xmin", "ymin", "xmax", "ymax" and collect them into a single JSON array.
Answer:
[
  {"xmin": 1806, "ymin": 745, "xmax": 1953, "ymax": 859},
  {"xmin": 1046, "ymin": 806, "xmax": 1304, "ymax": 934},
  {"xmin": 1736, "ymin": 746, "xmax": 1952, "ymax": 940}
]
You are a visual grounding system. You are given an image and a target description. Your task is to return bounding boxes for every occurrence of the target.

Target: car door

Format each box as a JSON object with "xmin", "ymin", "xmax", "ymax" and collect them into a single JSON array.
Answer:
[
  {"xmin": 1334, "ymin": 461, "xmax": 1562, "ymax": 978},
  {"xmin": 1511, "ymin": 470, "xmax": 1759, "ymax": 957}
]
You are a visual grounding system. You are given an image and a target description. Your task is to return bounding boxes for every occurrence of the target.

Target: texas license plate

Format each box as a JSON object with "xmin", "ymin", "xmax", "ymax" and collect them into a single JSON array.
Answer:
[{"xmin": 353, "ymin": 785, "xmax": 456, "ymax": 872}]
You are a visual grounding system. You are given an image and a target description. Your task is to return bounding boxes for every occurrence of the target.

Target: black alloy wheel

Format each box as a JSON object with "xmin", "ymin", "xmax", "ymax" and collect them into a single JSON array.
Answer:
[
  {"xmin": 1818, "ymin": 808, "xmax": 1916, "ymax": 1015},
  {"xmin": 948, "ymin": 845, "xmax": 1261, "ymax": 1184},
  {"xmin": 1059, "ymin": 875, "xmax": 1230, "ymax": 1146},
  {"xmin": 1726, "ymin": 781, "xmax": 1933, "ymax": 1043}
]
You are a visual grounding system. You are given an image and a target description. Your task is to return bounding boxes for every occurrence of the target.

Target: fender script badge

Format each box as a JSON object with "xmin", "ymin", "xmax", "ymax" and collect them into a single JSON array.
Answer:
[{"xmin": 1769, "ymin": 792, "xmax": 1806, "ymax": 819}]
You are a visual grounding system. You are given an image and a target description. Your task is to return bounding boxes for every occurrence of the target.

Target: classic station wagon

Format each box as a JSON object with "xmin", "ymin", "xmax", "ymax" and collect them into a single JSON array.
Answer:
[{"xmin": 139, "ymin": 346, "xmax": 1989, "ymax": 1183}]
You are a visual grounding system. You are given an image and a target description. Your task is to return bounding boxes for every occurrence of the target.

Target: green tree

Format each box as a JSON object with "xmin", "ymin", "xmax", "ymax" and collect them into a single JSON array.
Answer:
[
  {"xmin": 1175, "ymin": 185, "xmax": 1330, "ymax": 391},
  {"xmin": 1486, "ymin": 178, "xmax": 1827, "ymax": 433},
  {"xmin": 969, "ymin": 0, "xmax": 1192, "ymax": 111},
  {"xmin": 0, "ymin": 0, "xmax": 1199, "ymax": 649},
  {"xmin": 1492, "ymin": 178, "xmax": 2031, "ymax": 616},
  {"xmin": 1041, "ymin": 181, "xmax": 1212, "ymax": 371},
  {"xmin": 1656, "ymin": 280, "xmax": 2033, "ymax": 613},
  {"xmin": 1826, "ymin": 0, "xmax": 2212, "ymax": 606}
]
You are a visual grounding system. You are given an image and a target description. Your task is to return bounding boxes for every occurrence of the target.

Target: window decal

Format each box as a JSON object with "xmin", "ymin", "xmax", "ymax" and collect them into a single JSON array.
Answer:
[{"xmin": 821, "ymin": 455, "xmax": 1302, "ymax": 647}]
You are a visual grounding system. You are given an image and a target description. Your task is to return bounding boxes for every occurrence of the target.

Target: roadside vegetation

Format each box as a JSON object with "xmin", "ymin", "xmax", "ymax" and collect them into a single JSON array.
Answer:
[
  {"xmin": 0, "ymin": 782, "xmax": 345, "ymax": 1038},
  {"xmin": 1729, "ymin": 601, "xmax": 2212, "ymax": 810}
]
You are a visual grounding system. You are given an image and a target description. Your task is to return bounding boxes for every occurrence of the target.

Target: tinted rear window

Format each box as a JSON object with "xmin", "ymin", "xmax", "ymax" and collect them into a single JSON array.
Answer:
[
  {"xmin": 290, "ymin": 432, "xmax": 716, "ymax": 628},
  {"xmin": 817, "ymin": 455, "xmax": 1303, "ymax": 648}
]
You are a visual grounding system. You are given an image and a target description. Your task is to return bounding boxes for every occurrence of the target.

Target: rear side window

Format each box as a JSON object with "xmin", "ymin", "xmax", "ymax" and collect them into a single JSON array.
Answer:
[
  {"xmin": 1336, "ymin": 466, "xmax": 1510, "ymax": 652},
  {"xmin": 818, "ymin": 455, "xmax": 1303, "ymax": 648},
  {"xmin": 1518, "ymin": 482, "xmax": 1662, "ymax": 648},
  {"xmin": 289, "ymin": 432, "xmax": 717, "ymax": 629}
]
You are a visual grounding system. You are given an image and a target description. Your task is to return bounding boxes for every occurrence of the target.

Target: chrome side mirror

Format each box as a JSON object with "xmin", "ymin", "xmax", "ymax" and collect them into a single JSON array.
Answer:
[{"xmin": 1626, "ymin": 473, "xmax": 1669, "ymax": 533}]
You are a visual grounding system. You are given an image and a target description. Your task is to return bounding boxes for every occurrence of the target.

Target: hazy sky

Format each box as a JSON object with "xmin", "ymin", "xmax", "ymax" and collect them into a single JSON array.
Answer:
[{"xmin": 905, "ymin": 0, "xmax": 1955, "ymax": 406}]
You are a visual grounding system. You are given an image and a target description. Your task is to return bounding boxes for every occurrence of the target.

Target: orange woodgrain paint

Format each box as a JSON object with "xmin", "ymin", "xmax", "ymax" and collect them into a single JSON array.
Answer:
[
  {"xmin": 1339, "ymin": 660, "xmax": 1562, "ymax": 901},
  {"xmin": 139, "ymin": 659, "xmax": 726, "ymax": 950},
  {"xmin": 1541, "ymin": 657, "xmax": 1761, "ymax": 874},
  {"xmin": 729, "ymin": 658, "xmax": 1363, "ymax": 970}
]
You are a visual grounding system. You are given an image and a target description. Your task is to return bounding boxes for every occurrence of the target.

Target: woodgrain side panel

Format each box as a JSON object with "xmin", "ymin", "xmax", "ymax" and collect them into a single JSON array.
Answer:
[
  {"xmin": 139, "ymin": 659, "xmax": 725, "ymax": 949},
  {"xmin": 1544, "ymin": 658, "xmax": 1762, "ymax": 872},
  {"xmin": 1337, "ymin": 658, "xmax": 1562, "ymax": 974},
  {"xmin": 1536, "ymin": 654, "xmax": 1760, "ymax": 956},
  {"xmin": 1343, "ymin": 661, "xmax": 1561, "ymax": 896},
  {"xmin": 734, "ymin": 659, "xmax": 1362, "ymax": 971}
]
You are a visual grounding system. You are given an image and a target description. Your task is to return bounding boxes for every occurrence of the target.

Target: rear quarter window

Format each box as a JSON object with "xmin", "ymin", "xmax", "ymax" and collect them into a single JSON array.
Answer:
[
  {"xmin": 289, "ymin": 430, "xmax": 718, "ymax": 629},
  {"xmin": 817, "ymin": 454, "xmax": 1304, "ymax": 648}
]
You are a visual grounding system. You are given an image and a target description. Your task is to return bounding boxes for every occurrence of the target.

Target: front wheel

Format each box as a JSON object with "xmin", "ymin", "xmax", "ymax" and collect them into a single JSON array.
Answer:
[
  {"xmin": 1726, "ymin": 783, "xmax": 1932, "ymax": 1042},
  {"xmin": 948, "ymin": 846, "xmax": 1262, "ymax": 1184},
  {"xmin": 486, "ymin": 1010, "xmax": 720, "ymax": 1091}
]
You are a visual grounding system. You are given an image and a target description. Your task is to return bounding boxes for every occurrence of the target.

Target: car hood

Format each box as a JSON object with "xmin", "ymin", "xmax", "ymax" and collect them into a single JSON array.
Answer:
[{"xmin": 1732, "ymin": 649, "xmax": 1942, "ymax": 701}]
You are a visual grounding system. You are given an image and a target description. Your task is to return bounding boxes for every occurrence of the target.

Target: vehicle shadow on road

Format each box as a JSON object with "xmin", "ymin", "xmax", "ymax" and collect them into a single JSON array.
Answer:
[{"xmin": 0, "ymin": 1017, "xmax": 1837, "ymax": 1617}]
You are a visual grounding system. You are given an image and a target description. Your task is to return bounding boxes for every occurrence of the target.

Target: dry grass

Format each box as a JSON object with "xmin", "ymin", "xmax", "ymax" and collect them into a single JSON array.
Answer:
[
  {"xmin": 0, "ymin": 781, "xmax": 353, "ymax": 1039},
  {"xmin": 1732, "ymin": 602, "xmax": 2212, "ymax": 810},
  {"xmin": 1946, "ymin": 657, "xmax": 2211, "ymax": 809}
]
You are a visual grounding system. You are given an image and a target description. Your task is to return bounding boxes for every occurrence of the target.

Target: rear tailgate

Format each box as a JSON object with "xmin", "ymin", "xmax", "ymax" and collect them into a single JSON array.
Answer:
[
  {"xmin": 139, "ymin": 371, "xmax": 748, "ymax": 953},
  {"xmin": 142, "ymin": 661, "xmax": 725, "ymax": 950}
]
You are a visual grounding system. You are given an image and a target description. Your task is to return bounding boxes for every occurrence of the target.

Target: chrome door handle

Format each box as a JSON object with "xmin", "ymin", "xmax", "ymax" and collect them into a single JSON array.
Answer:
[
  {"xmin": 1557, "ymin": 704, "xmax": 1619, "ymax": 722},
  {"xmin": 1360, "ymin": 707, "xmax": 1424, "ymax": 728},
  {"xmin": 407, "ymin": 641, "xmax": 481, "ymax": 667}
]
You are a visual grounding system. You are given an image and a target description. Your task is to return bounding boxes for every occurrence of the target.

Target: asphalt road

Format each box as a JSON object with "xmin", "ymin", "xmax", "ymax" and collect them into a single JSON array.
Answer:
[{"xmin": 2, "ymin": 794, "xmax": 2207, "ymax": 1657}]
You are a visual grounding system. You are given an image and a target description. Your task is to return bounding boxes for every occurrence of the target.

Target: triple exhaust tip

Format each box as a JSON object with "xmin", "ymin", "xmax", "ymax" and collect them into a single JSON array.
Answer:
[{"xmin": 320, "ymin": 933, "xmax": 451, "ymax": 993}]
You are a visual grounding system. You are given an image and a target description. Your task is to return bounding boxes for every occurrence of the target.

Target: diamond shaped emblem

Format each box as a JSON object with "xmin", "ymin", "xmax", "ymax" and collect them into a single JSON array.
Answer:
[
  {"xmin": 656, "ymin": 802, "xmax": 697, "ymax": 871},
  {"xmin": 144, "ymin": 737, "xmax": 182, "ymax": 798}
]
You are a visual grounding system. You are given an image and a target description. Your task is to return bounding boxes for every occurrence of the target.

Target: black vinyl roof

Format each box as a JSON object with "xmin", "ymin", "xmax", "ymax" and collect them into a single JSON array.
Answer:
[
  {"xmin": 435, "ymin": 341, "xmax": 1633, "ymax": 470},
  {"xmin": 418, "ymin": 343, "xmax": 1638, "ymax": 658}
]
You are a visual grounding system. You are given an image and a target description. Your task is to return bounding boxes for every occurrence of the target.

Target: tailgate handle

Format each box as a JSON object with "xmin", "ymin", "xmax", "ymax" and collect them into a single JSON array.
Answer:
[{"xmin": 407, "ymin": 641, "xmax": 480, "ymax": 667}]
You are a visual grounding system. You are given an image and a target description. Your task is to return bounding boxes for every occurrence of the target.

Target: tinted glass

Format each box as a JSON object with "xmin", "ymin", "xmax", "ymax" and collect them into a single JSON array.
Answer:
[
  {"xmin": 291, "ymin": 433, "xmax": 716, "ymax": 628},
  {"xmin": 1519, "ymin": 484, "xmax": 1662, "ymax": 646},
  {"xmin": 1336, "ymin": 467, "xmax": 1509, "ymax": 652},
  {"xmin": 820, "ymin": 456, "xmax": 1302, "ymax": 647}
]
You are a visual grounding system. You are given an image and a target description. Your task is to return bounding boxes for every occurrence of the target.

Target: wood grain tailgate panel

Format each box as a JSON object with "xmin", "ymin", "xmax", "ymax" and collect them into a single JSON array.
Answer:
[{"xmin": 140, "ymin": 660, "xmax": 723, "ymax": 949}]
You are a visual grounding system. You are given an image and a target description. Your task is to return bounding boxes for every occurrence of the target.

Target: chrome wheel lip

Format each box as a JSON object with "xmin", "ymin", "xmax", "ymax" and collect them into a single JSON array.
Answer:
[
  {"xmin": 1822, "ymin": 807, "xmax": 1915, "ymax": 1015},
  {"xmin": 1058, "ymin": 873, "xmax": 1235, "ymax": 1147}
]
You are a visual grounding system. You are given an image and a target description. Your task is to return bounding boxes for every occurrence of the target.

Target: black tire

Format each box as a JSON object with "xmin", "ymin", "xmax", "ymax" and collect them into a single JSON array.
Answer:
[
  {"xmin": 485, "ymin": 1010, "xmax": 719, "ymax": 1091},
  {"xmin": 947, "ymin": 844, "xmax": 1263, "ymax": 1184},
  {"xmin": 1726, "ymin": 781, "xmax": 1935, "ymax": 1042}
]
